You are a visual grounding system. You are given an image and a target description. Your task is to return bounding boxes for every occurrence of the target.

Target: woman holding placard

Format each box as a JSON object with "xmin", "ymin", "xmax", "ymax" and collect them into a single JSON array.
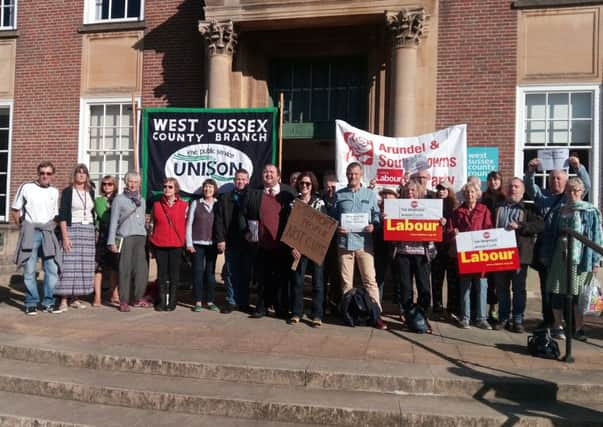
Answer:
[
  {"xmin": 447, "ymin": 182, "xmax": 493, "ymax": 330},
  {"xmin": 546, "ymin": 177, "xmax": 602, "ymax": 342},
  {"xmin": 290, "ymin": 171, "xmax": 326, "ymax": 327},
  {"xmin": 394, "ymin": 179, "xmax": 440, "ymax": 333}
]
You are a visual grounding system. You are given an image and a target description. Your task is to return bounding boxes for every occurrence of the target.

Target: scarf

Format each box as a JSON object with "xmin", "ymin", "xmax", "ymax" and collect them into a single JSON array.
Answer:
[{"xmin": 124, "ymin": 188, "xmax": 141, "ymax": 207}]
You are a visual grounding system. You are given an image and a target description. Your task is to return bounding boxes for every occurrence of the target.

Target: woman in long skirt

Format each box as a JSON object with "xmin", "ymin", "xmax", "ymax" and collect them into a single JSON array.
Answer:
[{"xmin": 55, "ymin": 164, "xmax": 96, "ymax": 311}]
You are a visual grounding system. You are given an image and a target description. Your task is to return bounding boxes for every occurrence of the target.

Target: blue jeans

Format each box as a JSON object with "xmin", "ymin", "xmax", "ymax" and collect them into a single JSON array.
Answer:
[
  {"xmin": 223, "ymin": 243, "xmax": 252, "ymax": 307},
  {"xmin": 494, "ymin": 266, "xmax": 528, "ymax": 325},
  {"xmin": 460, "ymin": 275, "xmax": 487, "ymax": 322},
  {"xmin": 192, "ymin": 244, "xmax": 217, "ymax": 304},
  {"xmin": 23, "ymin": 229, "xmax": 59, "ymax": 309},
  {"xmin": 291, "ymin": 256, "xmax": 324, "ymax": 320}
]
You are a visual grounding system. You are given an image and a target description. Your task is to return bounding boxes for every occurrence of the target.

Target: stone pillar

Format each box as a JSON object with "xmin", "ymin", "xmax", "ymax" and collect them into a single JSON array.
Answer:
[
  {"xmin": 198, "ymin": 20, "xmax": 238, "ymax": 108},
  {"xmin": 386, "ymin": 9, "xmax": 426, "ymax": 137}
]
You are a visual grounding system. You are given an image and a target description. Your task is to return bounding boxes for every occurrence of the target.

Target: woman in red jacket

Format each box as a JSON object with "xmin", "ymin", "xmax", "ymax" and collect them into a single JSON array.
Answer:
[
  {"xmin": 447, "ymin": 182, "xmax": 493, "ymax": 329},
  {"xmin": 150, "ymin": 177, "xmax": 188, "ymax": 311}
]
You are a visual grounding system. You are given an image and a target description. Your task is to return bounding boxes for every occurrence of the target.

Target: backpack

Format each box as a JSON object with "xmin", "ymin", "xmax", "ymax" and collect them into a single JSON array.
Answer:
[
  {"xmin": 405, "ymin": 305, "xmax": 429, "ymax": 334},
  {"xmin": 527, "ymin": 329, "xmax": 560, "ymax": 360},
  {"xmin": 340, "ymin": 288, "xmax": 381, "ymax": 327}
]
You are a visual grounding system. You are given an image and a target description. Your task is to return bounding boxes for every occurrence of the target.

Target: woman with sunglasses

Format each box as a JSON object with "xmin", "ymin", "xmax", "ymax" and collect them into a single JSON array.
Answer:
[
  {"xmin": 92, "ymin": 175, "xmax": 119, "ymax": 307},
  {"xmin": 149, "ymin": 177, "xmax": 188, "ymax": 310},
  {"xmin": 186, "ymin": 179, "xmax": 219, "ymax": 313},
  {"xmin": 289, "ymin": 171, "xmax": 326, "ymax": 326},
  {"xmin": 55, "ymin": 164, "xmax": 96, "ymax": 311}
]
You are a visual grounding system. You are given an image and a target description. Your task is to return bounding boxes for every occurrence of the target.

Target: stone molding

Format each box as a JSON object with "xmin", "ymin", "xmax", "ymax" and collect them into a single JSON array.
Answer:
[
  {"xmin": 386, "ymin": 8, "xmax": 426, "ymax": 48},
  {"xmin": 198, "ymin": 20, "xmax": 238, "ymax": 56}
]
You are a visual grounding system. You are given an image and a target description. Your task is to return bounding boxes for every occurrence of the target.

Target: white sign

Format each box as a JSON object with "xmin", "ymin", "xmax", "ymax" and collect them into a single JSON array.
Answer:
[
  {"xmin": 336, "ymin": 121, "xmax": 467, "ymax": 191},
  {"xmin": 537, "ymin": 149, "xmax": 569, "ymax": 171},
  {"xmin": 384, "ymin": 198, "xmax": 443, "ymax": 220},
  {"xmin": 340, "ymin": 213, "xmax": 369, "ymax": 233},
  {"xmin": 456, "ymin": 228, "xmax": 517, "ymax": 252},
  {"xmin": 164, "ymin": 144, "xmax": 254, "ymax": 194}
]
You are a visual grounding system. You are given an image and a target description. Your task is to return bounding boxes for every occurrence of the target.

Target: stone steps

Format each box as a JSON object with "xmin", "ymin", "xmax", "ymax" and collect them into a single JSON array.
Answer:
[
  {"xmin": 1, "ymin": 342, "xmax": 602, "ymax": 404},
  {"xmin": 0, "ymin": 391, "xmax": 321, "ymax": 427},
  {"xmin": 1, "ymin": 358, "xmax": 601, "ymax": 426},
  {"xmin": 0, "ymin": 344, "xmax": 602, "ymax": 426}
]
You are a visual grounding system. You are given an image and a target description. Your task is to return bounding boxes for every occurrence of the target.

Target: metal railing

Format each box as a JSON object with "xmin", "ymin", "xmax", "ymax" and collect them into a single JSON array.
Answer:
[{"xmin": 560, "ymin": 228, "xmax": 603, "ymax": 363}]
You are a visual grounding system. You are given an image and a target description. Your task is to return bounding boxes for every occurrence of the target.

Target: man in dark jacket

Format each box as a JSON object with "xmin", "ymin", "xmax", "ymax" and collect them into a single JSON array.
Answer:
[
  {"xmin": 492, "ymin": 178, "xmax": 544, "ymax": 333},
  {"xmin": 245, "ymin": 164, "xmax": 296, "ymax": 318},
  {"xmin": 213, "ymin": 168, "xmax": 253, "ymax": 313}
]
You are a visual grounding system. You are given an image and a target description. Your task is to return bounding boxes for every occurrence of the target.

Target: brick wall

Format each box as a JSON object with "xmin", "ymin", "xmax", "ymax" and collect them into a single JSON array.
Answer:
[
  {"xmin": 436, "ymin": 2, "xmax": 517, "ymax": 182},
  {"xmin": 141, "ymin": 0, "xmax": 206, "ymax": 108},
  {"xmin": 11, "ymin": 0, "xmax": 83, "ymax": 194}
]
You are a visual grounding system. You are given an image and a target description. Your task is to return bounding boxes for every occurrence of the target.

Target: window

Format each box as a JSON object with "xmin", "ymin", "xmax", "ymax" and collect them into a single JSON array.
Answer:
[
  {"xmin": 0, "ymin": 105, "xmax": 11, "ymax": 220},
  {"xmin": 516, "ymin": 85, "xmax": 600, "ymax": 203},
  {"xmin": 84, "ymin": 0, "xmax": 143, "ymax": 23},
  {"xmin": 269, "ymin": 57, "xmax": 368, "ymax": 139},
  {"xmin": 0, "ymin": 0, "xmax": 16, "ymax": 29},
  {"xmin": 80, "ymin": 100, "xmax": 137, "ymax": 190}
]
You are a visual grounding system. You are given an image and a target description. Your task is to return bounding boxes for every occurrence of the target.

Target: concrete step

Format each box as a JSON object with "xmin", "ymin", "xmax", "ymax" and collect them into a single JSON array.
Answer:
[
  {"xmin": 0, "ymin": 390, "xmax": 322, "ymax": 427},
  {"xmin": 0, "ymin": 358, "xmax": 601, "ymax": 426},
  {"xmin": 1, "ymin": 342, "xmax": 603, "ymax": 405}
]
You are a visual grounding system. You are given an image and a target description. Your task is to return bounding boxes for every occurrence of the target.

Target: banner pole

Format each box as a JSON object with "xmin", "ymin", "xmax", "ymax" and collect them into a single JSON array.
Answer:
[
  {"xmin": 132, "ymin": 95, "xmax": 139, "ymax": 173},
  {"xmin": 278, "ymin": 92, "xmax": 284, "ymax": 171}
]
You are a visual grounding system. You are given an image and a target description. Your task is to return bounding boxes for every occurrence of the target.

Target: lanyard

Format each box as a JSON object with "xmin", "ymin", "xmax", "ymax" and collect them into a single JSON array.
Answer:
[{"xmin": 75, "ymin": 189, "xmax": 89, "ymax": 219}]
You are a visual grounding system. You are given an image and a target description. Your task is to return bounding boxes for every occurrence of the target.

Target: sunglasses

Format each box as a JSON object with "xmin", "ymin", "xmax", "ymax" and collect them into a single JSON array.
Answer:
[
  {"xmin": 39, "ymin": 171, "xmax": 53, "ymax": 176},
  {"xmin": 163, "ymin": 185, "xmax": 174, "ymax": 189},
  {"xmin": 102, "ymin": 182, "xmax": 114, "ymax": 186},
  {"xmin": 299, "ymin": 181, "xmax": 312, "ymax": 187}
]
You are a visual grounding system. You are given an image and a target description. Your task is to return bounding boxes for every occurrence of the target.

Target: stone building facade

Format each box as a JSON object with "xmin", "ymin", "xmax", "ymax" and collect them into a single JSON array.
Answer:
[{"xmin": 0, "ymin": 0, "xmax": 601, "ymax": 239}]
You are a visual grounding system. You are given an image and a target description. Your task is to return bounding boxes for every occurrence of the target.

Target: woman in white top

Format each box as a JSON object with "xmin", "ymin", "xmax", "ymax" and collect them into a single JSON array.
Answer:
[{"xmin": 55, "ymin": 164, "xmax": 96, "ymax": 311}]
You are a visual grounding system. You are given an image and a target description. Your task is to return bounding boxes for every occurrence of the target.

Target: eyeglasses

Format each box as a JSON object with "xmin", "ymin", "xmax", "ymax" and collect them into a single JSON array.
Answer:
[
  {"xmin": 299, "ymin": 181, "xmax": 312, "ymax": 187},
  {"xmin": 163, "ymin": 185, "xmax": 174, "ymax": 189},
  {"xmin": 39, "ymin": 171, "xmax": 53, "ymax": 176},
  {"xmin": 102, "ymin": 182, "xmax": 114, "ymax": 186}
]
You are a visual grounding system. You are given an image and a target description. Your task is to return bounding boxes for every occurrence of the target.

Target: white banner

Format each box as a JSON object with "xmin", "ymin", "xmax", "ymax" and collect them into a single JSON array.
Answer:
[{"xmin": 335, "ymin": 121, "xmax": 467, "ymax": 191}]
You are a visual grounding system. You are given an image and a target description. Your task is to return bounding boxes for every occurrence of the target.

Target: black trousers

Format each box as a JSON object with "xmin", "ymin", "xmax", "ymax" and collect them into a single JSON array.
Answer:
[
  {"xmin": 154, "ymin": 246, "xmax": 182, "ymax": 309},
  {"xmin": 396, "ymin": 254, "xmax": 431, "ymax": 313},
  {"xmin": 255, "ymin": 246, "xmax": 292, "ymax": 315}
]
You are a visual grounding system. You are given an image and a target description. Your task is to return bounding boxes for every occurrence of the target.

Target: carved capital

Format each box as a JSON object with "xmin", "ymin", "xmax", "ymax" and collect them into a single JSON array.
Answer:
[
  {"xmin": 198, "ymin": 20, "xmax": 237, "ymax": 56},
  {"xmin": 386, "ymin": 8, "xmax": 426, "ymax": 48}
]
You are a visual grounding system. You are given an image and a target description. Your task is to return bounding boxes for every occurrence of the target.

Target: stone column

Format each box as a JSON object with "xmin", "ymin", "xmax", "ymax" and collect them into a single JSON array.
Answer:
[
  {"xmin": 386, "ymin": 9, "xmax": 426, "ymax": 137},
  {"xmin": 198, "ymin": 20, "xmax": 238, "ymax": 108}
]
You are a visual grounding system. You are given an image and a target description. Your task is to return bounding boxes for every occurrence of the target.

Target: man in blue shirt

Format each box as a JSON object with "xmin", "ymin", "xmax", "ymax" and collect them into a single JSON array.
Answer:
[{"xmin": 333, "ymin": 162, "xmax": 387, "ymax": 330}]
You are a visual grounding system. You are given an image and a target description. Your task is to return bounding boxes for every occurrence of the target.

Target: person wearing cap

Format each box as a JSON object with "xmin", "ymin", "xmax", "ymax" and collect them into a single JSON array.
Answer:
[{"xmin": 431, "ymin": 180, "xmax": 459, "ymax": 319}]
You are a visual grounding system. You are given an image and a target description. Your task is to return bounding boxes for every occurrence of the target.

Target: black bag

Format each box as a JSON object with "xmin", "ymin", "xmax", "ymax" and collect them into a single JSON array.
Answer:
[
  {"xmin": 527, "ymin": 329, "xmax": 560, "ymax": 359},
  {"xmin": 340, "ymin": 288, "xmax": 381, "ymax": 327},
  {"xmin": 406, "ymin": 305, "xmax": 429, "ymax": 334}
]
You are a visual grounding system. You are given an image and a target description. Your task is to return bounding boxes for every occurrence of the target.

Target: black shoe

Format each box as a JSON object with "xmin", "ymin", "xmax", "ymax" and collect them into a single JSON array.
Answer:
[
  {"xmin": 492, "ymin": 321, "xmax": 507, "ymax": 331},
  {"xmin": 512, "ymin": 323, "xmax": 525, "ymax": 333},
  {"xmin": 574, "ymin": 329, "xmax": 588, "ymax": 342},
  {"xmin": 25, "ymin": 306, "xmax": 37, "ymax": 316},
  {"xmin": 250, "ymin": 310, "xmax": 265, "ymax": 319},
  {"xmin": 238, "ymin": 305, "xmax": 252, "ymax": 314},
  {"xmin": 221, "ymin": 304, "xmax": 236, "ymax": 314}
]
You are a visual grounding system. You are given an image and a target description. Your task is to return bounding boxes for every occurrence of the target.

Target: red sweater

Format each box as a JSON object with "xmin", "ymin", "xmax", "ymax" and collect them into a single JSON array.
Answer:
[
  {"xmin": 446, "ymin": 202, "xmax": 492, "ymax": 239},
  {"xmin": 149, "ymin": 197, "xmax": 187, "ymax": 248}
]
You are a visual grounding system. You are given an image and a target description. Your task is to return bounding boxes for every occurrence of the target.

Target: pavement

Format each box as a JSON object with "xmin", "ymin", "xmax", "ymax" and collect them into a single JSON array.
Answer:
[{"xmin": 0, "ymin": 266, "xmax": 602, "ymax": 425}]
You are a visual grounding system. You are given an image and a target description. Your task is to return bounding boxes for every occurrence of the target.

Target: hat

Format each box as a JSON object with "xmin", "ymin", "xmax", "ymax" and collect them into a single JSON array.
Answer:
[
  {"xmin": 435, "ymin": 181, "xmax": 453, "ymax": 191},
  {"xmin": 379, "ymin": 188, "xmax": 399, "ymax": 198}
]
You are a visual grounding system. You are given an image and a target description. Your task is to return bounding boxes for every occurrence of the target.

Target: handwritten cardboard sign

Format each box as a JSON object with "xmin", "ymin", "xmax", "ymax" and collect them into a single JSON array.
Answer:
[
  {"xmin": 281, "ymin": 201, "xmax": 337, "ymax": 266},
  {"xmin": 456, "ymin": 228, "xmax": 519, "ymax": 274},
  {"xmin": 383, "ymin": 198, "xmax": 443, "ymax": 242}
]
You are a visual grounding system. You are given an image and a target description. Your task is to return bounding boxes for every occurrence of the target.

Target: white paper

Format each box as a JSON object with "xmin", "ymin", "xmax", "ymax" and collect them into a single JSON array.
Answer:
[
  {"xmin": 340, "ymin": 213, "xmax": 369, "ymax": 233},
  {"xmin": 248, "ymin": 220, "xmax": 259, "ymax": 242},
  {"xmin": 537, "ymin": 149, "xmax": 569, "ymax": 171}
]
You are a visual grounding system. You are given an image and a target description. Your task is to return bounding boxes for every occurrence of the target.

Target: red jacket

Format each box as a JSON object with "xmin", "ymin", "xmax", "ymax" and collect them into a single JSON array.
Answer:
[
  {"xmin": 446, "ymin": 202, "xmax": 492, "ymax": 240},
  {"xmin": 149, "ymin": 197, "xmax": 187, "ymax": 248}
]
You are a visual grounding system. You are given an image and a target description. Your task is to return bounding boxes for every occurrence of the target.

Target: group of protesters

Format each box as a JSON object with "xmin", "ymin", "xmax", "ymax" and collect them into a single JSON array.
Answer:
[{"xmin": 12, "ymin": 157, "xmax": 602, "ymax": 341}]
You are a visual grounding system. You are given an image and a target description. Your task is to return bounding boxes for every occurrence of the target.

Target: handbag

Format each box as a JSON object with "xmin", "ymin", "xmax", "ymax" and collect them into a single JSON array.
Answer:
[{"xmin": 527, "ymin": 329, "xmax": 560, "ymax": 360}]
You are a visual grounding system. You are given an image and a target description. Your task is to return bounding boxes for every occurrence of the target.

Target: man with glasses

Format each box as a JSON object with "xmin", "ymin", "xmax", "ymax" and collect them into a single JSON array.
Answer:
[{"xmin": 12, "ymin": 161, "xmax": 62, "ymax": 315}]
